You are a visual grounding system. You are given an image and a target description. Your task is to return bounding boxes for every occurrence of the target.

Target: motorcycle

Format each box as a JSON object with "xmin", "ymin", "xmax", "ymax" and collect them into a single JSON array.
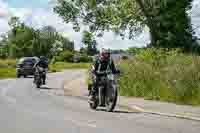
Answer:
[
  {"xmin": 88, "ymin": 70, "xmax": 120, "ymax": 112},
  {"xmin": 34, "ymin": 66, "xmax": 46, "ymax": 88}
]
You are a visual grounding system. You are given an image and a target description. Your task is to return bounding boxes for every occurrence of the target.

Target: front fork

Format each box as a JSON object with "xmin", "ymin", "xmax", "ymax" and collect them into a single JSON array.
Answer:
[{"xmin": 99, "ymin": 87, "xmax": 105, "ymax": 106}]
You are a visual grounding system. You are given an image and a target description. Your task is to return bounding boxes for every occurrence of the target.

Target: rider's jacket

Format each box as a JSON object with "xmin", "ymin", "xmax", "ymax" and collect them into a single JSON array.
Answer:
[{"xmin": 93, "ymin": 56, "xmax": 117, "ymax": 76}]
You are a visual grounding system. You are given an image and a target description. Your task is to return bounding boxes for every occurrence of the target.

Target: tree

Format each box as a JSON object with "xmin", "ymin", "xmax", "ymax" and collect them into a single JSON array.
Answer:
[
  {"xmin": 82, "ymin": 31, "xmax": 98, "ymax": 55},
  {"xmin": 0, "ymin": 34, "xmax": 9, "ymax": 58},
  {"xmin": 80, "ymin": 47, "xmax": 87, "ymax": 54},
  {"xmin": 1, "ymin": 16, "xmax": 86, "ymax": 59},
  {"xmin": 59, "ymin": 36, "xmax": 74, "ymax": 51},
  {"xmin": 8, "ymin": 16, "xmax": 21, "ymax": 37},
  {"xmin": 7, "ymin": 16, "xmax": 36, "ymax": 58},
  {"xmin": 54, "ymin": 0, "xmax": 195, "ymax": 52}
]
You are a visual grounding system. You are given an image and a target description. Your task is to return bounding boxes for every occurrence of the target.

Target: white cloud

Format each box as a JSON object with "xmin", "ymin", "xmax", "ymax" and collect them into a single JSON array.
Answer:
[
  {"xmin": 0, "ymin": 0, "xmax": 10, "ymax": 18},
  {"xmin": 9, "ymin": 8, "xmax": 33, "ymax": 21},
  {"xmin": 191, "ymin": 0, "xmax": 200, "ymax": 36},
  {"xmin": 24, "ymin": 8, "xmax": 85, "ymax": 49},
  {"xmin": 0, "ymin": 0, "xmax": 10, "ymax": 34},
  {"xmin": 48, "ymin": 0, "xmax": 57, "ymax": 5},
  {"xmin": 0, "ymin": 19, "xmax": 9, "ymax": 35}
]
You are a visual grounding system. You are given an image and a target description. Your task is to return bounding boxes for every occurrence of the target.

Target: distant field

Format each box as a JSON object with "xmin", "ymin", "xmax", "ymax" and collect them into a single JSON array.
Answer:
[
  {"xmin": 0, "ymin": 68, "xmax": 16, "ymax": 79},
  {"xmin": 0, "ymin": 59, "xmax": 91, "ymax": 79},
  {"xmin": 48, "ymin": 62, "xmax": 91, "ymax": 72},
  {"xmin": 0, "ymin": 59, "xmax": 16, "ymax": 68}
]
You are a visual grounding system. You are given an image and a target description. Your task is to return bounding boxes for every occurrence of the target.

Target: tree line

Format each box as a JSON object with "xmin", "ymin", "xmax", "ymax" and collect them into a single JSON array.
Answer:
[{"xmin": 0, "ymin": 16, "xmax": 74, "ymax": 59}]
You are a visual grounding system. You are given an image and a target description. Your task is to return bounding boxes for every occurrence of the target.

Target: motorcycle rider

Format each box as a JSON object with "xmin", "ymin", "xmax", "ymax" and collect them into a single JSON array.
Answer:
[
  {"xmin": 89, "ymin": 48, "xmax": 119, "ymax": 102},
  {"xmin": 34, "ymin": 56, "xmax": 48, "ymax": 85}
]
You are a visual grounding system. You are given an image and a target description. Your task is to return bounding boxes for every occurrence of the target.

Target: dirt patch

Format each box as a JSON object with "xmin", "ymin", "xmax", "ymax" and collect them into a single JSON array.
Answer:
[{"xmin": 63, "ymin": 73, "xmax": 88, "ymax": 97}]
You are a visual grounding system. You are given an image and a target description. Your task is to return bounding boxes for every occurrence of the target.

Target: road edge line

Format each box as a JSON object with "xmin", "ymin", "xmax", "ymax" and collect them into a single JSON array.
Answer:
[{"xmin": 121, "ymin": 104, "xmax": 200, "ymax": 122}]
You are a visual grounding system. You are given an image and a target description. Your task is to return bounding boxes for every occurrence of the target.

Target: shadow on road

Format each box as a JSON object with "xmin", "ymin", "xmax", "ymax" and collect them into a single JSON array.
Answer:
[
  {"xmin": 18, "ymin": 76, "xmax": 34, "ymax": 79},
  {"xmin": 39, "ymin": 86, "xmax": 54, "ymax": 90},
  {"xmin": 95, "ymin": 108, "xmax": 137, "ymax": 114}
]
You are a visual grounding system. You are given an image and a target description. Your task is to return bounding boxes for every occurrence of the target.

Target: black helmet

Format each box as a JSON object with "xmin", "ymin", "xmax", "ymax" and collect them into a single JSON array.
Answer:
[{"xmin": 39, "ymin": 56, "xmax": 47, "ymax": 62}]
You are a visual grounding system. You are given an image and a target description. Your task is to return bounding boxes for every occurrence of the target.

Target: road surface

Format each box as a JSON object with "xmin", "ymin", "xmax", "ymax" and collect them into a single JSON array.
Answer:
[{"xmin": 0, "ymin": 70, "xmax": 200, "ymax": 133}]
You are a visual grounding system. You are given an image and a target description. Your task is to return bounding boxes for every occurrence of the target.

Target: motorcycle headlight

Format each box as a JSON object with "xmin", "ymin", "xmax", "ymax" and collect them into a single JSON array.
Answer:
[{"xmin": 107, "ymin": 74, "xmax": 114, "ymax": 80}]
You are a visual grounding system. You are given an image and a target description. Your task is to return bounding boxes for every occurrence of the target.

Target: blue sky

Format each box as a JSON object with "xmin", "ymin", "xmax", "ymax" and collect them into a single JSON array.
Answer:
[
  {"xmin": 0, "ymin": 0, "xmax": 200, "ymax": 49},
  {"xmin": 5, "ymin": 0, "xmax": 48, "ymax": 8}
]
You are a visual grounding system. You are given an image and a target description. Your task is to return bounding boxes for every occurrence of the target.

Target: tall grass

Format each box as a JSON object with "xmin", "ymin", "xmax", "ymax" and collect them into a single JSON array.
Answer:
[
  {"xmin": 118, "ymin": 50, "xmax": 200, "ymax": 105},
  {"xmin": 0, "ymin": 68, "xmax": 16, "ymax": 79},
  {"xmin": 0, "ymin": 59, "xmax": 16, "ymax": 68}
]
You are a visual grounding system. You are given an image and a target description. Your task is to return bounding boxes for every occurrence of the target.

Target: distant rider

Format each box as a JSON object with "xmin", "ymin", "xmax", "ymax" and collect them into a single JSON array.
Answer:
[{"xmin": 34, "ymin": 56, "xmax": 48, "ymax": 85}]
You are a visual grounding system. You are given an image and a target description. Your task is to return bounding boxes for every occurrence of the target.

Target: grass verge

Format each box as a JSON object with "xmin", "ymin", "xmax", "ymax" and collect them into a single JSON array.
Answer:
[
  {"xmin": 117, "ymin": 55, "xmax": 200, "ymax": 106},
  {"xmin": 0, "ymin": 68, "xmax": 16, "ymax": 79},
  {"xmin": 0, "ymin": 59, "xmax": 91, "ymax": 79},
  {"xmin": 49, "ymin": 62, "xmax": 91, "ymax": 72}
]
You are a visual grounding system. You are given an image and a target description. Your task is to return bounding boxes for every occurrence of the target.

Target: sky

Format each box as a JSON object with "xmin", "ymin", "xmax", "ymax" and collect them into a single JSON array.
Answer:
[{"xmin": 0, "ymin": 0, "xmax": 200, "ymax": 50}]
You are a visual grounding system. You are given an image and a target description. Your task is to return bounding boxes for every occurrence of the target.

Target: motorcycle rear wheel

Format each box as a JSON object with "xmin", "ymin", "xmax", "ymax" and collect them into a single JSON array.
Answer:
[{"xmin": 35, "ymin": 76, "xmax": 41, "ymax": 88}]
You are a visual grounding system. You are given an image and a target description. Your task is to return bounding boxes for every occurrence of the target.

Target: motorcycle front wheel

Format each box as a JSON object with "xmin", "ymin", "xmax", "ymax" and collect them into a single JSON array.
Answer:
[
  {"xmin": 35, "ymin": 76, "xmax": 41, "ymax": 88},
  {"xmin": 89, "ymin": 100, "xmax": 98, "ymax": 110},
  {"xmin": 88, "ymin": 89, "xmax": 98, "ymax": 110},
  {"xmin": 105, "ymin": 83, "xmax": 118, "ymax": 112}
]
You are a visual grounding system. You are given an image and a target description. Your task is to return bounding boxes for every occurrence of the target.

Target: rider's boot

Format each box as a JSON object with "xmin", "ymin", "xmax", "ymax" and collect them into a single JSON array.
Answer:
[
  {"xmin": 33, "ymin": 75, "xmax": 36, "ymax": 83},
  {"xmin": 89, "ymin": 90, "xmax": 96, "ymax": 103},
  {"xmin": 42, "ymin": 75, "xmax": 46, "ymax": 85}
]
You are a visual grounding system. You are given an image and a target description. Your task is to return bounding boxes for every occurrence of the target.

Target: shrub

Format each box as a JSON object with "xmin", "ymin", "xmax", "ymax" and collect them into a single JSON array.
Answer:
[
  {"xmin": 60, "ymin": 50, "xmax": 74, "ymax": 62},
  {"xmin": 52, "ymin": 51, "xmax": 74, "ymax": 62},
  {"xmin": 122, "ymin": 55, "xmax": 129, "ymax": 60},
  {"xmin": 79, "ymin": 55, "xmax": 92, "ymax": 63}
]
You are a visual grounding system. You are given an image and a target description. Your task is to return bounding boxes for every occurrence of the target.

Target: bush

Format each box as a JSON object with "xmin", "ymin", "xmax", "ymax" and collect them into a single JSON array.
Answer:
[
  {"xmin": 60, "ymin": 50, "xmax": 74, "ymax": 62},
  {"xmin": 122, "ymin": 55, "xmax": 129, "ymax": 60},
  {"xmin": 52, "ymin": 51, "xmax": 74, "ymax": 62},
  {"xmin": 79, "ymin": 55, "xmax": 92, "ymax": 62}
]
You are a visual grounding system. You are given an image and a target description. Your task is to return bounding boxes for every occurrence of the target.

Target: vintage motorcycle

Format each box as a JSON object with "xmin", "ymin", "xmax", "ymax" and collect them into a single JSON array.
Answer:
[
  {"xmin": 88, "ymin": 70, "xmax": 120, "ymax": 112},
  {"xmin": 34, "ymin": 66, "xmax": 46, "ymax": 88}
]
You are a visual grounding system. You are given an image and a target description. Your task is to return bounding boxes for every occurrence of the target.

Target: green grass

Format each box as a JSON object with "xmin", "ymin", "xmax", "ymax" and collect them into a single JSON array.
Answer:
[
  {"xmin": 117, "ymin": 54, "xmax": 200, "ymax": 106},
  {"xmin": 0, "ymin": 59, "xmax": 17, "ymax": 79},
  {"xmin": 0, "ymin": 59, "xmax": 91, "ymax": 78},
  {"xmin": 0, "ymin": 68, "xmax": 16, "ymax": 79},
  {"xmin": 0, "ymin": 59, "xmax": 16, "ymax": 68},
  {"xmin": 48, "ymin": 62, "xmax": 91, "ymax": 72}
]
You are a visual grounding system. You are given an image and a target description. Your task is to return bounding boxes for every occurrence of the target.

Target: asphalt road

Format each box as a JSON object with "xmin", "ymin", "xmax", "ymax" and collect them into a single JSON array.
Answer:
[{"xmin": 0, "ymin": 70, "xmax": 200, "ymax": 133}]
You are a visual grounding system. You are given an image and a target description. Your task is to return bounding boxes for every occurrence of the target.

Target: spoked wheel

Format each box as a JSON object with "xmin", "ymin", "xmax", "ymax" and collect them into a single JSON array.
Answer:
[
  {"xmin": 36, "ymin": 79, "xmax": 41, "ymax": 88},
  {"xmin": 105, "ymin": 84, "xmax": 118, "ymax": 112},
  {"xmin": 35, "ymin": 75, "xmax": 41, "ymax": 88},
  {"xmin": 89, "ymin": 100, "xmax": 98, "ymax": 110}
]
